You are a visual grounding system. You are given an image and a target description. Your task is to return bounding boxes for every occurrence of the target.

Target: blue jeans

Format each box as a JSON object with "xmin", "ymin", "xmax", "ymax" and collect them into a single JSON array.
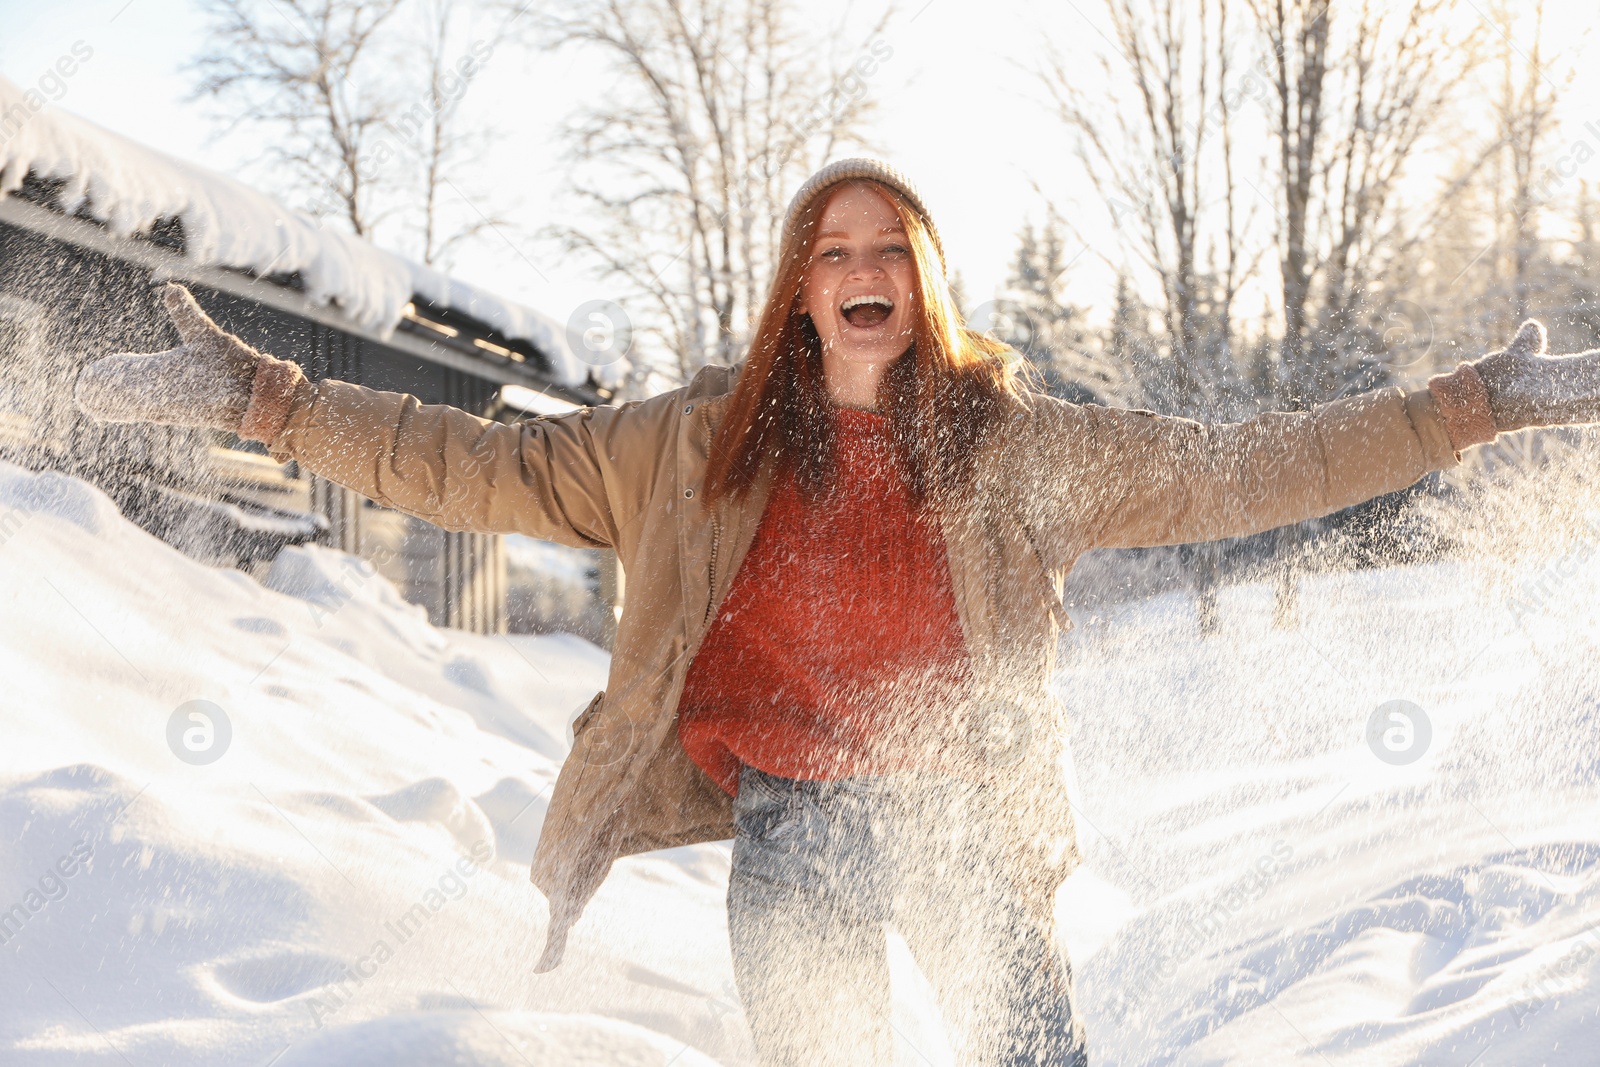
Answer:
[{"xmin": 727, "ymin": 763, "xmax": 1089, "ymax": 1066}]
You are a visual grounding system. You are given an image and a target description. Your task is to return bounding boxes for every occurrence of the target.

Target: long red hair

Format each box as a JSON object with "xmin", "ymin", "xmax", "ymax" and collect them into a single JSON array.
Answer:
[{"xmin": 704, "ymin": 180, "xmax": 1021, "ymax": 510}]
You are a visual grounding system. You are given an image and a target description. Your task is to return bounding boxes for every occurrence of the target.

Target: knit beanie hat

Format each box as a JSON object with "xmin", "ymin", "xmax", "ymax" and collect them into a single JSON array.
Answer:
[{"xmin": 779, "ymin": 158, "xmax": 946, "ymax": 270}]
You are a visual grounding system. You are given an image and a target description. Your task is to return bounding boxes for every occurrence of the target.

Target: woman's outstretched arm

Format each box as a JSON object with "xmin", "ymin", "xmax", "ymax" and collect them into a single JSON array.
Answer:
[
  {"xmin": 1009, "ymin": 321, "xmax": 1597, "ymax": 559},
  {"xmin": 74, "ymin": 284, "xmax": 666, "ymax": 550}
]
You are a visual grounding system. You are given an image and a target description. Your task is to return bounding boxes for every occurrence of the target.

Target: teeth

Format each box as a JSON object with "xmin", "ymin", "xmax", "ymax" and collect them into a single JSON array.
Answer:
[{"xmin": 841, "ymin": 294, "xmax": 893, "ymax": 312}]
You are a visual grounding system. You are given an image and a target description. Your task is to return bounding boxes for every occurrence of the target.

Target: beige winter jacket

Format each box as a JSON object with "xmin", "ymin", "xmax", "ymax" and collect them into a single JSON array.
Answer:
[{"xmin": 259, "ymin": 363, "xmax": 1466, "ymax": 971}]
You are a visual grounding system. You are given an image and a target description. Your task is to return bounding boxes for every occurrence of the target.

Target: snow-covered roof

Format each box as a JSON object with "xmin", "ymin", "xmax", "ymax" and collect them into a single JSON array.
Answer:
[{"xmin": 0, "ymin": 75, "xmax": 617, "ymax": 389}]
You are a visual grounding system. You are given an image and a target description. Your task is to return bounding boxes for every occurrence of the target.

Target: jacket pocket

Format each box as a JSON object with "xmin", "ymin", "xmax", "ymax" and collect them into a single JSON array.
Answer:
[{"xmin": 566, "ymin": 690, "xmax": 606, "ymax": 747}]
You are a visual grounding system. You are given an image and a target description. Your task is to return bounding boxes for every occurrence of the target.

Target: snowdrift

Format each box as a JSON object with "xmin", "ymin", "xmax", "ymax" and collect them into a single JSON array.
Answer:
[
  {"xmin": 0, "ymin": 458, "xmax": 1596, "ymax": 1065},
  {"xmin": 0, "ymin": 461, "xmax": 732, "ymax": 1065}
]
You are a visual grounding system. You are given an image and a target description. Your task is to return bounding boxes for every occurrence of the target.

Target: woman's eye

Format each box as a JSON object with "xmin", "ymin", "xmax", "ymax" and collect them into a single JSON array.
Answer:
[
  {"xmin": 820, "ymin": 247, "xmax": 846, "ymax": 259},
  {"xmin": 881, "ymin": 245, "xmax": 909, "ymax": 256}
]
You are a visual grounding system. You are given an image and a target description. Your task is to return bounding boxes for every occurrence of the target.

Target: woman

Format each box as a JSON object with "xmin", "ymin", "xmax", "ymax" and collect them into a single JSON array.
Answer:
[{"xmin": 75, "ymin": 158, "xmax": 1600, "ymax": 1065}]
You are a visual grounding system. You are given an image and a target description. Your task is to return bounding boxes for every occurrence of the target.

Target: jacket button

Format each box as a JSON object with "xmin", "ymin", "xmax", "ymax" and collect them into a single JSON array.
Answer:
[
  {"xmin": 684, "ymin": 404, "xmax": 694, "ymax": 414},
  {"xmin": 684, "ymin": 488, "xmax": 695, "ymax": 499}
]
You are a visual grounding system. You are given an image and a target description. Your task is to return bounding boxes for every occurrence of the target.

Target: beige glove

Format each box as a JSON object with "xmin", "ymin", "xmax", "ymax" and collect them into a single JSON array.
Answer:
[{"xmin": 74, "ymin": 284, "xmax": 304, "ymax": 441}]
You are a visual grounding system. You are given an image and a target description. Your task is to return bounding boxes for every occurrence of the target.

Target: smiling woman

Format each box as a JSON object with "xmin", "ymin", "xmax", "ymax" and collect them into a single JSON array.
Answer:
[
  {"xmin": 67, "ymin": 155, "xmax": 1600, "ymax": 1067},
  {"xmin": 799, "ymin": 183, "xmax": 916, "ymax": 396},
  {"xmin": 706, "ymin": 160, "xmax": 1018, "ymax": 511}
]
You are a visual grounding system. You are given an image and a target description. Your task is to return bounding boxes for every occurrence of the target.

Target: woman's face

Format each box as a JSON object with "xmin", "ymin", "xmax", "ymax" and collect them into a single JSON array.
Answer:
[{"xmin": 797, "ymin": 182, "xmax": 917, "ymax": 373}]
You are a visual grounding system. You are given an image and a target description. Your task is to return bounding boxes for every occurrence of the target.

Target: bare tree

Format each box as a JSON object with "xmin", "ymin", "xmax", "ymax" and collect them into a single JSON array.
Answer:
[
  {"xmin": 1213, "ymin": 0, "xmax": 1247, "ymax": 374},
  {"xmin": 1487, "ymin": 0, "xmax": 1564, "ymax": 324},
  {"xmin": 1040, "ymin": 0, "xmax": 1252, "ymax": 417},
  {"xmin": 192, "ymin": 0, "xmax": 406, "ymax": 237},
  {"xmin": 191, "ymin": 0, "xmax": 512, "ymax": 264},
  {"xmin": 540, "ymin": 0, "xmax": 893, "ymax": 389},
  {"xmin": 1249, "ymin": 0, "xmax": 1480, "ymax": 406},
  {"xmin": 405, "ymin": 0, "xmax": 513, "ymax": 267}
]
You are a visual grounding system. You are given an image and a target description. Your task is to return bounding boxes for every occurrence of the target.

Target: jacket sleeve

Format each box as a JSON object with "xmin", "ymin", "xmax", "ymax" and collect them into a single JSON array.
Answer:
[
  {"xmin": 1007, "ymin": 385, "xmax": 1466, "ymax": 560},
  {"xmin": 261, "ymin": 376, "xmax": 676, "ymax": 550}
]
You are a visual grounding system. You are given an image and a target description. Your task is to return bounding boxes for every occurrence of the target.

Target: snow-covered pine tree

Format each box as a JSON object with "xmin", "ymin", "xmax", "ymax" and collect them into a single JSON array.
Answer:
[
  {"xmin": 1103, "ymin": 271, "xmax": 1158, "ymax": 408},
  {"xmin": 991, "ymin": 219, "xmax": 1116, "ymax": 404}
]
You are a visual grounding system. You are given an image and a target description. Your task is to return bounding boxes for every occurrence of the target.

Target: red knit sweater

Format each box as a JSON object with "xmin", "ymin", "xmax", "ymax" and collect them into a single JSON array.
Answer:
[{"xmin": 677, "ymin": 407, "xmax": 975, "ymax": 795}]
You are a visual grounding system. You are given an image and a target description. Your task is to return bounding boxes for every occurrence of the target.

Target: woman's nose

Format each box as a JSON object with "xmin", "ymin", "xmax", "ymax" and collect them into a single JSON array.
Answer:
[{"xmin": 845, "ymin": 259, "xmax": 885, "ymax": 280}]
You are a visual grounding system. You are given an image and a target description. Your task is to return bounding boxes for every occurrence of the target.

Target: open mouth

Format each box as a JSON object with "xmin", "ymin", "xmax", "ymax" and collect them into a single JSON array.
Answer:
[{"xmin": 840, "ymin": 294, "xmax": 893, "ymax": 330}]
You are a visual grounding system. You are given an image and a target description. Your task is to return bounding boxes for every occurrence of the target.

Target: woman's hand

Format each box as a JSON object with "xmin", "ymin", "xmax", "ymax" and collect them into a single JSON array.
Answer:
[
  {"xmin": 73, "ymin": 283, "xmax": 265, "ymax": 431},
  {"xmin": 1469, "ymin": 319, "xmax": 1600, "ymax": 433}
]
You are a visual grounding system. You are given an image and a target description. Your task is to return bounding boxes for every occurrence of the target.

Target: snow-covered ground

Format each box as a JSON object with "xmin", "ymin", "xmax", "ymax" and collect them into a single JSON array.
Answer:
[{"xmin": 1, "ymin": 458, "xmax": 1596, "ymax": 1065}]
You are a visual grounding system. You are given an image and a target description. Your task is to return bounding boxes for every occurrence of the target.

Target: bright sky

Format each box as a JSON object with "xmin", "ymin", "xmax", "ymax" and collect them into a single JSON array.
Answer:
[{"xmin": 2, "ymin": 0, "xmax": 1596, "ymax": 341}]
